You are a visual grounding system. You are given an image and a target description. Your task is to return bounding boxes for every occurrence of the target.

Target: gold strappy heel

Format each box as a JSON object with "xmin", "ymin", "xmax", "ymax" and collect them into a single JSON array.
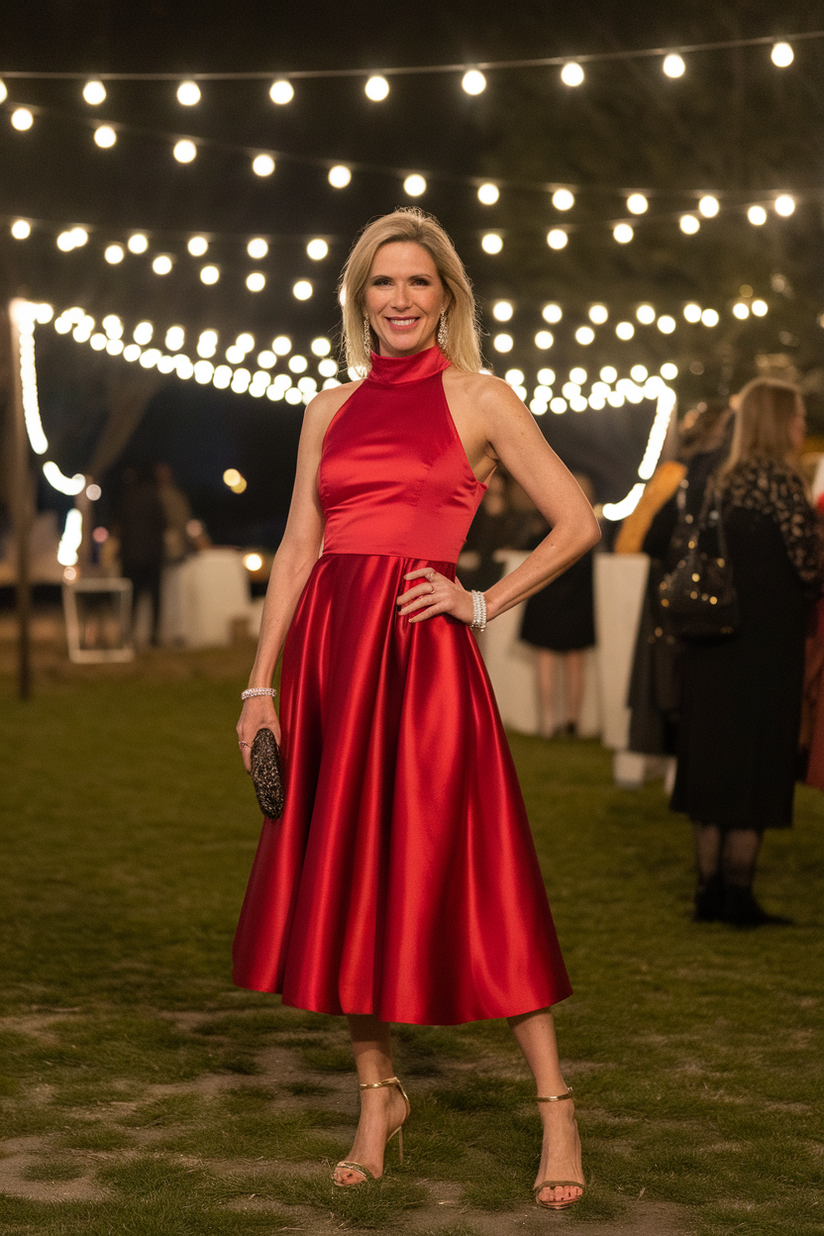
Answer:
[
  {"xmin": 533, "ymin": 1086, "xmax": 585, "ymax": 1211},
  {"xmin": 333, "ymin": 1076, "xmax": 411, "ymax": 1186}
]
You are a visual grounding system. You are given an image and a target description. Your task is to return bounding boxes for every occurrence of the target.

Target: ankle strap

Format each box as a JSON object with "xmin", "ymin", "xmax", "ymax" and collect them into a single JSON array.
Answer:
[
  {"xmin": 359, "ymin": 1075, "xmax": 401, "ymax": 1091},
  {"xmin": 536, "ymin": 1086, "xmax": 574, "ymax": 1103}
]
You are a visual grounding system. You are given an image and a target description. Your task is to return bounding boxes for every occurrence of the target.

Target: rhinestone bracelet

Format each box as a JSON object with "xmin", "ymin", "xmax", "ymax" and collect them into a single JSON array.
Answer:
[
  {"xmin": 470, "ymin": 590, "xmax": 487, "ymax": 632},
  {"xmin": 241, "ymin": 687, "xmax": 278, "ymax": 700}
]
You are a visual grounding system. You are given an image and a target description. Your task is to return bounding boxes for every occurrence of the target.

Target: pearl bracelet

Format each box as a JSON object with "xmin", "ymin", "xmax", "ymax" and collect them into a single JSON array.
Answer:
[
  {"xmin": 470, "ymin": 590, "xmax": 487, "ymax": 632},
  {"xmin": 241, "ymin": 687, "xmax": 278, "ymax": 700}
]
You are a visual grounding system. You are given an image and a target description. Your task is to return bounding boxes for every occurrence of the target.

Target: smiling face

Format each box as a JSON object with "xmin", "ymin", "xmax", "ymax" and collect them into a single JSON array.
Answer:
[{"xmin": 363, "ymin": 241, "xmax": 449, "ymax": 358}]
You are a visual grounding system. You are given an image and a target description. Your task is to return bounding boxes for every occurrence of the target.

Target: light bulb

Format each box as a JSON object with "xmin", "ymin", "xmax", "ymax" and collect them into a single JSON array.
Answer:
[
  {"xmin": 657, "ymin": 315, "xmax": 676, "ymax": 333},
  {"xmin": 462, "ymin": 70, "xmax": 486, "ymax": 95},
  {"xmin": 11, "ymin": 219, "xmax": 31, "ymax": 239},
  {"xmin": 698, "ymin": 195, "xmax": 719, "ymax": 217},
  {"xmin": 246, "ymin": 272, "xmax": 266, "ymax": 292},
  {"xmin": 680, "ymin": 214, "xmax": 700, "ymax": 234},
  {"xmin": 535, "ymin": 331, "xmax": 554, "ymax": 349},
  {"xmin": 560, "ymin": 63, "xmax": 584, "ymax": 86},
  {"xmin": 173, "ymin": 139, "xmax": 197, "ymax": 163},
  {"xmin": 177, "ymin": 80, "xmax": 201, "ymax": 106},
  {"xmin": 701, "ymin": 309, "xmax": 719, "ymax": 327},
  {"xmin": 403, "ymin": 174, "xmax": 426, "ymax": 196},
  {"xmin": 481, "ymin": 233, "xmax": 503, "ymax": 254},
  {"xmin": 613, "ymin": 223, "xmax": 634, "ymax": 243},
  {"xmin": 589, "ymin": 305, "xmax": 608, "ymax": 324},
  {"xmin": 492, "ymin": 301, "xmax": 513, "ymax": 322},
  {"xmin": 365, "ymin": 75, "xmax": 389, "ymax": 101},
  {"xmin": 683, "ymin": 303, "xmax": 702, "ymax": 322},
  {"xmin": 546, "ymin": 229, "xmax": 568, "ymax": 250},
  {"xmin": 247, "ymin": 237, "xmax": 268, "ymax": 259},
  {"xmin": 626, "ymin": 194, "xmax": 648, "ymax": 214},
  {"xmin": 293, "ymin": 280, "xmax": 313, "ymax": 300},
  {"xmin": 493, "ymin": 334, "xmax": 513, "ymax": 352},
  {"xmin": 748, "ymin": 205, "xmax": 767, "ymax": 226},
  {"xmin": 542, "ymin": 304, "xmax": 562, "ymax": 324},
  {"xmin": 552, "ymin": 189, "xmax": 575, "ymax": 211},
  {"xmin": 477, "ymin": 182, "xmax": 499, "ymax": 205},
  {"xmin": 328, "ymin": 165, "xmax": 351, "ymax": 188},
  {"xmin": 771, "ymin": 42, "xmax": 794, "ymax": 67},
  {"xmin": 269, "ymin": 79, "xmax": 294, "ymax": 105},
  {"xmin": 663, "ymin": 54, "xmax": 685, "ymax": 78},
  {"xmin": 127, "ymin": 234, "xmax": 148, "ymax": 253},
  {"xmin": 94, "ymin": 125, "xmax": 116, "ymax": 147},
  {"xmin": 187, "ymin": 236, "xmax": 208, "ymax": 256},
  {"xmin": 636, "ymin": 304, "xmax": 656, "ymax": 324},
  {"xmin": 311, "ymin": 337, "xmax": 332, "ymax": 356},
  {"xmin": 152, "ymin": 255, "xmax": 173, "ymax": 275},
  {"xmin": 615, "ymin": 321, "xmax": 634, "ymax": 339},
  {"xmin": 11, "ymin": 108, "xmax": 33, "ymax": 131},
  {"xmin": 252, "ymin": 154, "xmax": 275, "ymax": 177},
  {"xmin": 200, "ymin": 265, "xmax": 220, "ymax": 284},
  {"xmin": 774, "ymin": 194, "xmax": 795, "ymax": 216},
  {"xmin": 575, "ymin": 326, "xmax": 595, "ymax": 345},
  {"xmin": 307, "ymin": 238, "xmax": 329, "ymax": 260},
  {"xmin": 83, "ymin": 80, "xmax": 106, "ymax": 105}
]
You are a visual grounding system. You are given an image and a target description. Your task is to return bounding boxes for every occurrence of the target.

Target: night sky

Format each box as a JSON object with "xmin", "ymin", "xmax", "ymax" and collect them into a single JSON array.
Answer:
[{"xmin": 2, "ymin": 1, "xmax": 823, "ymax": 545}]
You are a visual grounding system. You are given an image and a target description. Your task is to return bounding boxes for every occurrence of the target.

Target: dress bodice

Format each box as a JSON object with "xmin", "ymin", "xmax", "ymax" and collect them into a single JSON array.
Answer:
[{"xmin": 318, "ymin": 346, "xmax": 486, "ymax": 562}]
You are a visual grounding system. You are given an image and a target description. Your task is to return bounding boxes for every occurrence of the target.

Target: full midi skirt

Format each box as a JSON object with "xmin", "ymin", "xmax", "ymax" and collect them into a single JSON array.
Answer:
[{"xmin": 232, "ymin": 552, "xmax": 572, "ymax": 1025}]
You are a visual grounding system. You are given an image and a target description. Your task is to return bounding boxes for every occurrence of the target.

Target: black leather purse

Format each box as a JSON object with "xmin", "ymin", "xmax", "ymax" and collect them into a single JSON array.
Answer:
[
  {"xmin": 250, "ymin": 728, "xmax": 285, "ymax": 819},
  {"xmin": 658, "ymin": 489, "xmax": 741, "ymax": 640}
]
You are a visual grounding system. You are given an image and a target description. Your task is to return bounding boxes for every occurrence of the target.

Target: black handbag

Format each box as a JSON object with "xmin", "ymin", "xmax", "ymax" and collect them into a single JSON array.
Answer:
[
  {"xmin": 250, "ymin": 728, "xmax": 285, "ymax": 819},
  {"xmin": 657, "ymin": 488, "xmax": 741, "ymax": 640}
]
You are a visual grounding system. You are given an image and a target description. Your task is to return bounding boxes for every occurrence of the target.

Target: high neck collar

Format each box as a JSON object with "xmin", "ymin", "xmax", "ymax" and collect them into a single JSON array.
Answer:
[{"xmin": 367, "ymin": 345, "xmax": 451, "ymax": 385}]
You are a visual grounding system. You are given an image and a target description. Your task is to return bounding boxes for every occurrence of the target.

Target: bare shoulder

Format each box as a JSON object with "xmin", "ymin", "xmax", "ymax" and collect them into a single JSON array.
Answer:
[
  {"xmin": 302, "ymin": 379, "xmax": 362, "ymax": 432},
  {"xmin": 443, "ymin": 368, "xmax": 522, "ymax": 414}
]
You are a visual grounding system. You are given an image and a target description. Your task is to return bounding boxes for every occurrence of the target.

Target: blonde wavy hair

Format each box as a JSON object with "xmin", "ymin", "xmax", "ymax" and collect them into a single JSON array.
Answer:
[
  {"xmin": 722, "ymin": 378, "xmax": 805, "ymax": 477},
  {"xmin": 339, "ymin": 208, "xmax": 482, "ymax": 374}
]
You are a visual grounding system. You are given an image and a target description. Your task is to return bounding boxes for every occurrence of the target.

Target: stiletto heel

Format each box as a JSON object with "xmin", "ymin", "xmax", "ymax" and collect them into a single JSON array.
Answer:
[
  {"xmin": 333, "ymin": 1076, "xmax": 411, "ymax": 1186},
  {"xmin": 533, "ymin": 1086, "xmax": 585, "ymax": 1211}
]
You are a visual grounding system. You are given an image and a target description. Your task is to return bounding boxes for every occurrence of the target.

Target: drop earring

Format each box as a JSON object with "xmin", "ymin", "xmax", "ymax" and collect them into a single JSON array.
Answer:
[
  {"xmin": 437, "ymin": 312, "xmax": 449, "ymax": 353},
  {"xmin": 363, "ymin": 316, "xmax": 373, "ymax": 356}
]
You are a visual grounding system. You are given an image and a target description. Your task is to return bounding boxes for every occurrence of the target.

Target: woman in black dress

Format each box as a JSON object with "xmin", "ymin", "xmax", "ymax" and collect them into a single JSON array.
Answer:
[{"xmin": 671, "ymin": 379, "xmax": 821, "ymax": 925}]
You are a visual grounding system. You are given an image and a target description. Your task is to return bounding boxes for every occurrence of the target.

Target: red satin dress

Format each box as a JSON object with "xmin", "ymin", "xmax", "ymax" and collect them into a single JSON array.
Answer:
[{"xmin": 232, "ymin": 345, "xmax": 572, "ymax": 1024}]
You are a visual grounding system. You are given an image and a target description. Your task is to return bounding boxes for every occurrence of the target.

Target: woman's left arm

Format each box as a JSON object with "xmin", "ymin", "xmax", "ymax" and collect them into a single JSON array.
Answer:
[{"xmin": 398, "ymin": 375, "xmax": 600, "ymax": 625}]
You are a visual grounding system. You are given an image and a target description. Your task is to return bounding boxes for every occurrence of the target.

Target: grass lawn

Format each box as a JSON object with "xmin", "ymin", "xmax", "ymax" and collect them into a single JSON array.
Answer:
[{"xmin": 1, "ymin": 640, "xmax": 822, "ymax": 1235}]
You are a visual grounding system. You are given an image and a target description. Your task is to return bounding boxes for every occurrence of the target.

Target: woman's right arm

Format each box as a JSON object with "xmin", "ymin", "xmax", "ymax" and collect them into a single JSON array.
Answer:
[{"xmin": 235, "ymin": 383, "xmax": 355, "ymax": 766}]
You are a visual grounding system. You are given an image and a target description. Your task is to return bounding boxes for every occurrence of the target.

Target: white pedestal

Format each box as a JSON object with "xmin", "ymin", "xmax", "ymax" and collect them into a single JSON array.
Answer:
[{"xmin": 161, "ymin": 549, "xmax": 253, "ymax": 648}]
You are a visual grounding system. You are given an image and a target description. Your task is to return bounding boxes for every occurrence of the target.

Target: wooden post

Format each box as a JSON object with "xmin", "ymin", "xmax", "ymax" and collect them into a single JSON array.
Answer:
[{"xmin": 8, "ymin": 301, "xmax": 33, "ymax": 700}]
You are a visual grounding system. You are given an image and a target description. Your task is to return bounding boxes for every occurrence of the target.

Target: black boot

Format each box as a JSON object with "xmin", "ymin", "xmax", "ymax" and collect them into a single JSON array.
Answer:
[
  {"xmin": 721, "ymin": 885, "xmax": 793, "ymax": 928},
  {"xmin": 693, "ymin": 873, "xmax": 724, "ymax": 922}
]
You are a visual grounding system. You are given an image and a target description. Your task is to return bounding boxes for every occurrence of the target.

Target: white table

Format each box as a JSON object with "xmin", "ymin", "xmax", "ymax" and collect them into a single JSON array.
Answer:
[{"xmin": 161, "ymin": 548, "xmax": 254, "ymax": 648}]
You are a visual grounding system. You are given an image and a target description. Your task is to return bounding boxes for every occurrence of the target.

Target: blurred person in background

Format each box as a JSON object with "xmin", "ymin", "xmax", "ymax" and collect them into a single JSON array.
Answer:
[
  {"xmin": 116, "ymin": 466, "xmax": 166, "ymax": 646},
  {"xmin": 520, "ymin": 475, "xmax": 597, "ymax": 738},
  {"xmin": 671, "ymin": 379, "xmax": 821, "ymax": 926},
  {"xmin": 155, "ymin": 462, "xmax": 196, "ymax": 564}
]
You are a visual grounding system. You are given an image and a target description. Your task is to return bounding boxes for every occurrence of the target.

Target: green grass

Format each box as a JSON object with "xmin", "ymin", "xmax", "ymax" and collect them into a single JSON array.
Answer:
[{"xmin": 1, "ymin": 647, "xmax": 823, "ymax": 1235}]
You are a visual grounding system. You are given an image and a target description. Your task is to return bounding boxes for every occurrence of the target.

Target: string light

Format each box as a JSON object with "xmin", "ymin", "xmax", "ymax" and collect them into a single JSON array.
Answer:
[
  {"xmin": 403, "ymin": 174, "xmax": 426, "ymax": 196},
  {"xmin": 200, "ymin": 265, "xmax": 220, "ymax": 284},
  {"xmin": 0, "ymin": 80, "xmax": 7, "ymax": 103},
  {"xmin": 492, "ymin": 301, "xmax": 513, "ymax": 322},
  {"xmin": 481, "ymin": 233, "xmax": 503, "ymax": 254},
  {"xmin": 104, "ymin": 243, "xmax": 124, "ymax": 263},
  {"xmin": 269, "ymin": 79, "xmax": 294, "ymax": 104},
  {"xmin": 246, "ymin": 272, "xmax": 265, "ymax": 291},
  {"xmin": 698, "ymin": 195, "xmax": 720, "ymax": 217},
  {"xmin": 657, "ymin": 315, "xmax": 676, "ymax": 333},
  {"xmin": 546, "ymin": 229, "xmax": 568, "ymax": 250},
  {"xmin": 188, "ymin": 236, "xmax": 209, "ymax": 256},
  {"xmin": 11, "ymin": 300, "xmax": 49, "ymax": 455},
  {"xmin": 152, "ymin": 255, "xmax": 173, "ymax": 275},
  {"xmin": 311, "ymin": 337, "xmax": 332, "ymax": 356},
  {"xmin": 774, "ymin": 194, "xmax": 795, "ymax": 215},
  {"xmin": 11, "ymin": 108, "xmax": 33, "ymax": 130},
  {"xmin": 247, "ymin": 237, "xmax": 268, "ymax": 259},
  {"xmin": 615, "ymin": 322, "xmax": 635, "ymax": 339},
  {"xmin": 560, "ymin": 63, "xmax": 584, "ymax": 86},
  {"xmin": 589, "ymin": 305, "xmax": 608, "ymax": 324},
  {"xmin": 636, "ymin": 304, "xmax": 656, "ymax": 324},
  {"xmin": 134, "ymin": 321, "xmax": 153, "ymax": 344},
  {"xmin": 43, "ymin": 461, "xmax": 85, "ymax": 495},
  {"xmin": 493, "ymin": 333, "xmax": 513, "ymax": 352},
  {"xmin": 365, "ymin": 75, "xmax": 390, "ymax": 101},
  {"xmin": 552, "ymin": 189, "xmax": 575, "ymax": 211},
  {"xmin": 293, "ymin": 280, "xmax": 313, "ymax": 300},
  {"xmin": 535, "ymin": 331, "xmax": 553, "ymax": 348},
  {"xmin": 732, "ymin": 302, "xmax": 749, "ymax": 319},
  {"xmin": 748, "ymin": 205, "xmax": 767, "ymax": 225},
  {"xmin": 683, "ymin": 303, "xmax": 702, "ymax": 322},
  {"xmin": 252, "ymin": 154, "xmax": 275, "ymax": 176},
  {"xmin": 165, "ymin": 326, "xmax": 184, "ymax": 350},
  {"xmin": 613, "ymin": 223, "xmax": 633, "ymax": 243},
  {"xmin": 94, "ymin": 124, "xmax": 117, "ymax": 147},
  {"xmin": 462, "ymin": 70, "xmax": 486, "ymax": 95},
  {"xmin": 127, "ymin": 233, "xmax": 148, "ymax": 253},
  {"xmin": 11, "ymin": 219, "xmax": 31, "ymax": 239},
  {"xmin": 680, "ymin": 214, "xmax": 700, "ymax": 233},
  {"xmin": 701, "ymin": 308, "xmax": 719, "ymax": 326},
  {"xmin": 771, "ymin": 42, "xmax": 794, "ymax": 67},
  {"xmin": 83, "ymin": 80, "xmax": 106, "ymax": 105},
  {"xmin": 173, "ymin": 139, "xmax": 197, "ymax": 163},
  {"xmin": 58, "ymin": 509, "xmax": 83, "ymax": 566},
  {"xmin": 477, "ymin": 183, "xmax": 499, "ymax": 205},
  {"xmin": 662, "ymin": 53, "xmax": 686, "ymax": 77},
  {"xmin": 177, "ymin": 81, "xmax": 201, "ymax": 106},
  {"xmin": 752, "ymin": 299, "xmax": 768, "ymax": 316},
  {"xmin": 575, "ymin": 326, "xmax": 595, "ymax": 344},
  {"xmin": 626, "ymin": 194, "xmax": 648, "ymax": 214},
  {"xmin": 328, "ymin": 165, "xmax": 351, "ymax": 188},
  {"xmin": 542, "ymin": 304, "xmax": 562, "ymax": 323}
]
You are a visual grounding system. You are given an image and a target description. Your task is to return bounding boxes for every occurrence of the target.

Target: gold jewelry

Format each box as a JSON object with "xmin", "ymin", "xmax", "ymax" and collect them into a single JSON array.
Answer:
[
  {"xmin": 363, "ymin": 315, "xmax": 372, "ymax": 355},
  {"xmin": 437, "ymin": 312, "xmax": 448, "ymax": 352}
]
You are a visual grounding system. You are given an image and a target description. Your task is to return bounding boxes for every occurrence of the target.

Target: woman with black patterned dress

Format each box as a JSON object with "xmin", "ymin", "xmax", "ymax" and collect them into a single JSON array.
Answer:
[{"xmin": 672, "ymin": 379, "xmax": 822, "ymax": 925}]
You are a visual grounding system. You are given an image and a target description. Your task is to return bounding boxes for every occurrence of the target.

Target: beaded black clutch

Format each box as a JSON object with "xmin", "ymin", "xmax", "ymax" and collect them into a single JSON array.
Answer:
[{"xmin": 250, "ymin": 728, "xmax": 285, "ymax": 820}]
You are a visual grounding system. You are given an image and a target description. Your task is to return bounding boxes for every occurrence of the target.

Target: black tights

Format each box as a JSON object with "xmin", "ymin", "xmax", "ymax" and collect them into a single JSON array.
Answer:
[{"xmin": 693, "ymin": 824, "xmax": 763, "ymax": 889}]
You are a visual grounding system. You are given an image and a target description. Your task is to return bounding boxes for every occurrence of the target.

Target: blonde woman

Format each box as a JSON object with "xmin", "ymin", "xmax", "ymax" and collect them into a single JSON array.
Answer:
[
  {"xmin": 672, "ymin": 378, "xmax": 821, "ymax": 924},
  {"xmin": 233, "ymin": 209, "xmax": 599, "ymax": 1207}
]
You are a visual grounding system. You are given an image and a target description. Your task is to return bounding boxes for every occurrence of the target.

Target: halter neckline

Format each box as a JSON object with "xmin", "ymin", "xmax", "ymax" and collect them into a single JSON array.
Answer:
[{"xmin": 367, "ymin": 345, "xmax": 451, "ymax": 385}]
